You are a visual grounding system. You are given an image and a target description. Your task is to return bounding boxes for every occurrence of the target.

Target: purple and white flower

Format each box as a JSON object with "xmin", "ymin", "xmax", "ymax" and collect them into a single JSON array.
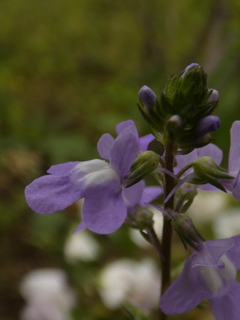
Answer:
[
  {"xmin": 160, "ymin": 235, "xmax": 240, "ymax": 320},
  {"xmin": 25, "ymin": 120, "xmax": 159, "ymax": 234}
]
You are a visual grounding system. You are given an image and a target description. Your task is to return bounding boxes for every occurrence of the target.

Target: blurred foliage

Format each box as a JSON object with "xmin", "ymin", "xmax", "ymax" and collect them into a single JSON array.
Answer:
[{"xmin": 1, "ymin": 0, "xmax": 240, "ymax": 319}]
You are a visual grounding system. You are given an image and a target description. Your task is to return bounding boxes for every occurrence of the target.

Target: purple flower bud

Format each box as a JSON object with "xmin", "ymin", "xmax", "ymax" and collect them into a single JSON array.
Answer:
[
  {"xmin": 207, "ymin": 89, "xmax": 219, "ymax": 102},
  {"xmin": 195, "ymin": 115, "xmax": 221, "ymax": 137},
  {"xmin": 181, "ymin": 63, "xmax": 200, "ymax": 79},
  {"xmin": 138, "ymin": 85, "xmax": 157, "ymax": 110}
]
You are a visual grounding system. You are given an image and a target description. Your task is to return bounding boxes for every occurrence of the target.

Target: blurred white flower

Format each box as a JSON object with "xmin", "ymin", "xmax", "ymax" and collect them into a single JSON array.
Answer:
[
  {"xmin": 129, "ymin": 208, "xmax": 163, "ymax": 248},
  {"xmin": 98, "ymin": 258, "xmax": 160, "ymax": 311},
  {"xmin": 19, "ymin": 269, "xmax": 75, "ymax": 320},
  {"xmin": 64, "ymin": 230, "xmax": 100, "ymax": 263},
  {"xmin": 214, "ymin": 208, "xmax": 240, "ymax": 239},
  {"xmin": 187, "ymin": 190, "xmax": 229, "ymax": 224}
]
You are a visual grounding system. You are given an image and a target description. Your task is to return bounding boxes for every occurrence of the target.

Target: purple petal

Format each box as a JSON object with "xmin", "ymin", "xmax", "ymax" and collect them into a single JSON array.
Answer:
[
  {"xmin": 229, "ymin": 121, "xmax": 240, "ymax": 172},
  {"xmin": 160, "ymin": 256, "xmax": 211, "ymax": 315},
  {"xmin": 175, "ymin": 149, "xmax": 198, "ymax": 174},
  {"xmin": 122, "ymin": 181, "xmax": 145, "ymax": 209},
  {"xmin": 195, "ymin": 116, "xmax": 221, "ymax": 137},
  {"xmin": 226, "ymin": 235, "xmax": 240, "ymax": 269},
  {"xmin": 232, "ymin": 169, "xmax": 240, "ymax": 200},
  {"xmin": 210, "ymin": 281, "xmax": 240, "ymax": 320},
  {"xmin": 110, "ymin": 128, "xmax": 139, "ymax": 180},
  {"xmin": 47, "ymin": 162, "xmax": 80, "ymax": 175},
  {"xmin": 203, "ymin": 238, "xmax": 235, "ymax": 267},
  {"xmin": 138, "ymin": 85, "xmax": 157, "ymax": 109},
  {"xmin": 81, "ymin": 183, "xmax": 126, "ymax": 234},
  {"xmin": 97, "ymin": 133, "xmax": 115, "ymax": 160},
  {"xmin": 74, "ymin": 220, "xmax": 87, "ymax": 233},
  {"xmin": 25, "ymin": 174, "xmax": 82, "ymax": 214},
  {"xmin": 139, "ymin": 134, "xmax": 155, "ymax": 152},
  {"xmin": 198, "ymin": 143, "xmax": 223, "ymax": 165},
  {"xmin": 139, "ymin": 186, "xmax": 163, "ymax": 207},
  {"xmin": 199, "ymin": 184, "xmax": 218, "ymax": 191},
  {"xmin": 116, "ymin": 120, "xmax": 138, "ymax": 137}
]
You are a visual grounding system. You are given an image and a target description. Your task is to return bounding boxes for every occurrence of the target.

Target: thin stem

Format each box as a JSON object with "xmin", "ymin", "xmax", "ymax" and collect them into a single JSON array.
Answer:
[
  {"xmin": 147, "ymin": 225, "xmax": 164, "ymax": 260},
  {"xmin": 159, "ymin": 140, "xmax": 176, "ymax": 320}
]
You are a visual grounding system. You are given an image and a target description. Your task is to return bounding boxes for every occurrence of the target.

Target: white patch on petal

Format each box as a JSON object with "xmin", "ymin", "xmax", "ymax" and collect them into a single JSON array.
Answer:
[
  {"xmin": 71, "ymin": 160, "xmax": 120, "ymax": 188},
  {"xmin": 197, "ymin": 254, "xmax": 236, "ymax": 296},
  {"xmin": 73, "ymin": 159, "xmax": 109, "ymax": 175}
]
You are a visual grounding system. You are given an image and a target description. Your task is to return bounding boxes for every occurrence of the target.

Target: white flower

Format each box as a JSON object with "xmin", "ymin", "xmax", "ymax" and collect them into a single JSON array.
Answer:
[
  {"xmin": 98, "ymin": 258, "xmax": 160, "ymax": 310},
  {"xmin": 64, "ymin": 230, "xmax": 100, "ymax": 263},
  {"xmin": 19, "ymin": 269, "xmax": 75, "ymax": 320},
  {"xmin": 188, "ymin": 190, "xmax": 229, "ymax": 224},
  {"xmin": 214, "ymin": 208, "xmax": 240, "ymax": 239}
]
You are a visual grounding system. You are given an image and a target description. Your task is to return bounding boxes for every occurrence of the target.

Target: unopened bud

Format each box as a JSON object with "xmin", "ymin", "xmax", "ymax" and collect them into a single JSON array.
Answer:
[
  {"xmin": 195, "ymin": 115, "xmax": 221, "ymax": 137},
  {"xmin": 181, "ymin": 63, "xmax": 201, "ymax": 79},
  {"xmin": 172, "ymin": 213, "xmax": 204, "ymax": 250},
  {"xmin": 123, "ymin": 151, "xmax": 159, "ymax": 187},
  {"xmin": 207, "ymin": 89, "xmax": 219, "ymax": 103},
  {"xmin": 191, "ymin": 156, "xmax": 234, "ymax": 191},
  {"xmin": 138, "ymin": 85, "xmax": 157, "ymax": 110},
  {"xmin": 180, "ymin": 63, "xmax": 207, "ymax": 103},
  {"xmin": 165, "ymin": 115, "xmax": 183, "ymax": 141}
]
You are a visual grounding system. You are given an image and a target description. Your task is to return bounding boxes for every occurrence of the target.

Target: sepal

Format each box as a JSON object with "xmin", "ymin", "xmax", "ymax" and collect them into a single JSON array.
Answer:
[
  {"xmin": 126, "ymin": 206, "xmax": 154, "ymax": 230},
  {"xmin": 190, "ymin": 156, "xmax": 234, "ymax": 191},
  {"xmin": 123, "ymin": 151, "xmax": 159, "ymax": 187},
  {"xmin": 172, "ymin": 213, "xmax": 204, "ymax": 250}
]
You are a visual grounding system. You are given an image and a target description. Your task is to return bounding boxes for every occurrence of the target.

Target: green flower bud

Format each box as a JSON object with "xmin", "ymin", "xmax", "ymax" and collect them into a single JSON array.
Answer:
[
  {"xmin": 137, "ymin": 86, "xmax": 165, "ymax": 133},
  {"xmin": 190, "ymin": 156, "xmax": 234, "ymax": 191},
  {"xmin": 123, "ymin": 151, "xmax": 159, "ymax": 187},
  {"xmin": 172, "ymin": 213, "xmax": 204, "ymax": 250},
  {"xmin": 165, "ymin": 115, "xmax": 183, "ymax": 141},
  {"xmin": 127, "ymin": 206, "xmax": 154, "ymax": 230},
  {"xmin": 179, "ymin": 63, "xmax": 207, "ymax": 104}
]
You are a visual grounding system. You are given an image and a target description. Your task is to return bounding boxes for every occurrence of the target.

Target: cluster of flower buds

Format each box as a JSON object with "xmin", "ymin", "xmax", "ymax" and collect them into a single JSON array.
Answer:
[{"xmin": 138, "ymin": 63, "xmax": 220, "ymax": 154}]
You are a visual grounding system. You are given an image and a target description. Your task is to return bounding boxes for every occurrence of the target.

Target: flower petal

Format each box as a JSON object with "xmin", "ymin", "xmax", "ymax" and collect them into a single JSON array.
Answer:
[
  {"xmin": 81, "ymin": 183, "xmax": 126, "ymax": 234},
  {"xmin": 25, "ymin": 174, "xmax": 82, "ymax": 214},
  {"xmin": 210, "ymin": 281, "xmax": 240, "ymax": 320},
  {"xmin": 198, "ymin": 143, "xmax": 223, "ymax": 165},
  {"xmin": 47, "ymin": 162, "xmax": 80, "ymax": 175},
  {"xmin": 203, "ymin": 238, "xmax": 235, "ymax": 267},
  {"xmin": 229, "ymin": 121, "xmax": 240, "ymax": 172},
  {"xmin": 110, "ymin": 128, "xmax": 139, "ymax": 180},
  {"xmin": 226, "ymin": 234, "xmax": 240, "ymax": 269},
  {"xmin": 139, "ymin": 134, "xmax": 155, "ymax": 152},
  {"xmin": 116, "ymin": 120, "xmax": 138, "ymax": 138},
  {"xmin": 97, "ymin": 133, "xmax": 115, "ymax": 160},
  {"xmin": 232, "ymin": 169, "xmax": 240, "ymax": 200},
  {"xmin": 160, "ymin": 256, "xmax": 211, "ymax": 315},
  {"xmin": 139, "ymin": 187, "xmax": 163, "ymax": 207},
  {"xmin": 175, "ymin": 149, "xmax": 198, "ymax": 174},
  {"xmin": 122, "ymin": 181, "xmax": 145, "ymax": 209}
]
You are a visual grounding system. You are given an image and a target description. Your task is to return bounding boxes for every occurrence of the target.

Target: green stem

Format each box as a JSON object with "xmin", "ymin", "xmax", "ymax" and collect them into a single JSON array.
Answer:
[{"xmin": 159, "ymin": 140, "xmax": 175, "ymax": 320}]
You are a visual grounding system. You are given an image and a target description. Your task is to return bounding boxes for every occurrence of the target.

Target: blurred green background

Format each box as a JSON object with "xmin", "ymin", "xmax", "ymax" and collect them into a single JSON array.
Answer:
[{"xmin": 1, "ymin": 0, "xmax": 240, "ymax": 319}]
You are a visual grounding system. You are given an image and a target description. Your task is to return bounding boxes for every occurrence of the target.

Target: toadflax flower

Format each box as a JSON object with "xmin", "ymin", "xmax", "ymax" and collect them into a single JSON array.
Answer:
[
  {"xmin": 25, "ymin": 120, "xmax": 157, "ymax": 234},
  {"xmin": 160, "ymin": 234, "xmax": 240, "ymax": 320}
]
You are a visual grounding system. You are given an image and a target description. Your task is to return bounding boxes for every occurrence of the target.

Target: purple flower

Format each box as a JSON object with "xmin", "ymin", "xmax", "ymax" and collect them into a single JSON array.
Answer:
[
  {"xmin": 160, "ymin": 235, "xmax": 240, "ymax": 320},
  {"xmin": 25, "ymin": 120, "xmax": 157, "ymax": 234},
  {"xmin": 220, "ymin": 121, "xmax": 240, "ymax": 200}
]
